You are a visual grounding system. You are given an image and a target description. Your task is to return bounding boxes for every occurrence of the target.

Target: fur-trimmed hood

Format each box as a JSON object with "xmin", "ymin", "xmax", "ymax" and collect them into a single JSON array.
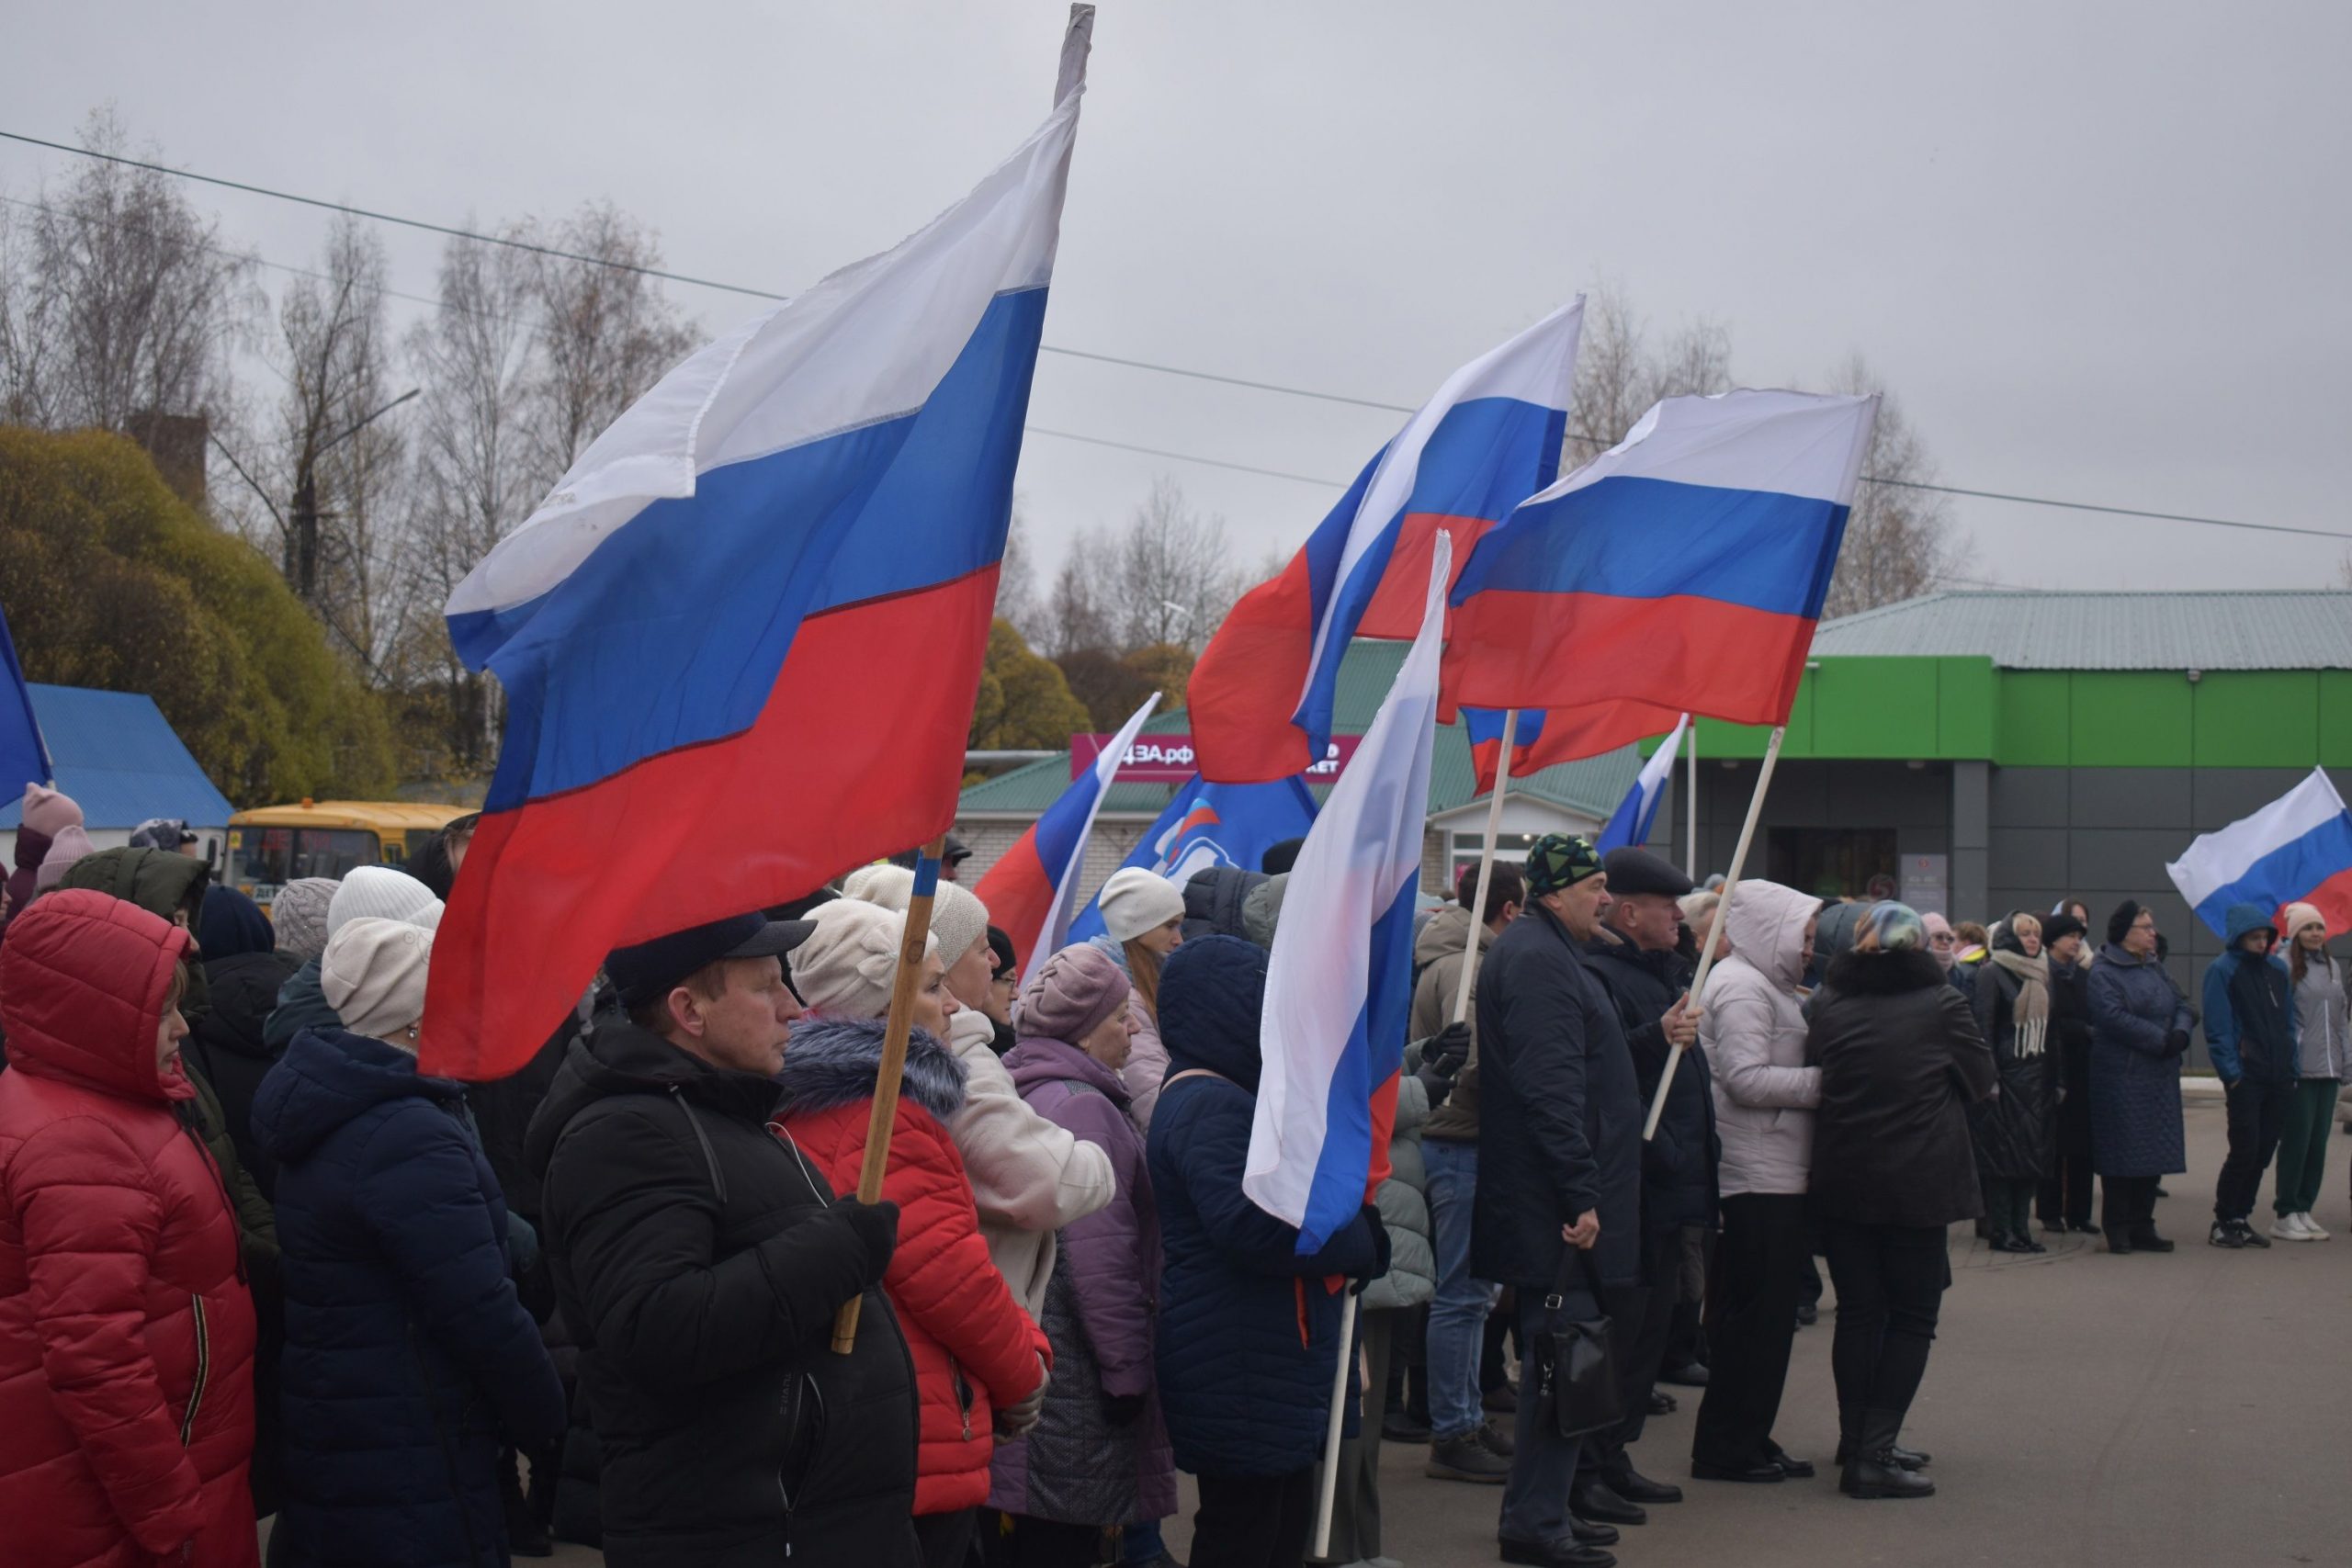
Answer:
[
  {"xmin": 775, "ymin": 1014, "xmax": 967, "ymax": 1122},
  {"xmin": 1824, "ymin": 946, "xmax": 1948, "ymax": 996}
]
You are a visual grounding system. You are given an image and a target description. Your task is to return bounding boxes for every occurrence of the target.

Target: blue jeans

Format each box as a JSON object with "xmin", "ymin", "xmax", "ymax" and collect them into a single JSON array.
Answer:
[{"xmin": 1423, "ymin": 1137, "xmax": 1498, "ymax": 1442}]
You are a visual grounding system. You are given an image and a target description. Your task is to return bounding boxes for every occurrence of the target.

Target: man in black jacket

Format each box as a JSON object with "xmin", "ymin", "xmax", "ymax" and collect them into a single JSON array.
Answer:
[
  {"xmin": 1577, "ymin": 848, "xmax": 1702, "ymax": 1525},
  {"xmin": 1474, "ymin": 835, "xmax": 1644, "ymax": 1568},
  {"xmin": 527, "ymin": 912, "xmax": 914, "ymax": 1568}
]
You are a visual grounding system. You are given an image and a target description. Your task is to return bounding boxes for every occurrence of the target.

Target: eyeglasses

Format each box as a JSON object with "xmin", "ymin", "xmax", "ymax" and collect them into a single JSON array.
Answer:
[{"xmin": 1929, "ymin": 933, "xmax": 1957, "ymax": 947}]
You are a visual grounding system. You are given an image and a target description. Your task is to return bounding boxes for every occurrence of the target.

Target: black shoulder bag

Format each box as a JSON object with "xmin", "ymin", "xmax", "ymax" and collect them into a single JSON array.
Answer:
[{"xmin": 1534, "ymin": 1243, "xmax": 1622, "ymax": 1440}]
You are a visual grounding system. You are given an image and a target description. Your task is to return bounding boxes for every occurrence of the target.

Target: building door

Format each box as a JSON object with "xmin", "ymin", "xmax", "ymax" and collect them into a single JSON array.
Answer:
[{"xmin": 1766, "ymin": 827, "xmax": 1900, "ymax": 904}]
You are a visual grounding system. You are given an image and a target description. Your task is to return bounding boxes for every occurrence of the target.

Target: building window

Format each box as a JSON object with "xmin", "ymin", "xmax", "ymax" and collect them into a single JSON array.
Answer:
[
  {"xmin": 1766, "ymin": 828, "xmax": 1899, "ymax": 904},
  {"xmin": 1450, "ymin": 831, "xmax": 1538, "ymax": 883}
]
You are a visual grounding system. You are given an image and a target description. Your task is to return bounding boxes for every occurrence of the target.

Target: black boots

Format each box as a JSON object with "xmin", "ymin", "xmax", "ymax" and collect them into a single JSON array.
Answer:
[{"xmin": 1839, "ymin": 1409, "xmax": 1936, "ymax": 1500}]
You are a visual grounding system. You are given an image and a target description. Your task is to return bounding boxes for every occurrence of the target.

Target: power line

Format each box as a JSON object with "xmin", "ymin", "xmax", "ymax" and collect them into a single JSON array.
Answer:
[{"xmin": 6, "ymin": 127, "xmax": 2346, "ymax": 546}]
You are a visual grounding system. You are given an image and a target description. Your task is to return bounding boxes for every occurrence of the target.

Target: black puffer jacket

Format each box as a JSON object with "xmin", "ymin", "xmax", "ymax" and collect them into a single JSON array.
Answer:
[
  {"xmin": 1585, "ymin": 936, "xmax": 1713, "ymax": 1236},
  {"xmin": 526, "ymin": 1021, "xmax": 918, "ymax": 1568},
  {"xmin": 1181, "ymin": 867, "xmax": 1265, "ymax": 942},
  {"xmin": 1472, "ymin": 904, "xmax": 1642, "ymax": 1290},
  {"xmin": 183, "ymin": 948, "xmax": 300, "ymax": 1198},
  {"xmin": 1807, "ymin": 947, "xmax": 1996, "ymax": 1228}
]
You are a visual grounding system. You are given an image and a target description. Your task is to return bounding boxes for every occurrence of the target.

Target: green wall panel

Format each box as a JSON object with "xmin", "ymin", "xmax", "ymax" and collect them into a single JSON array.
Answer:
[
  {"xmin": 1810, "ymin": 660, "xmax": 1941, "ymax": 756},
  {"xmin": 1936, "ymin": 659, "xmax": 1996, "ymax": 757},
  {"xmin": 1996, "ymin": 671, "xmax": 2071, "ymax": 766},
  {"xmin": 2069, "ymin": 672, "xmax": 2192, "ymax": 766},
  {"xmin": 2192, "ymin": 671, "xmax": 2318, "ymax": 767},
  {"xmin": 2321, "ymin": 672, "xmax": 2352, "ymax": 768}
]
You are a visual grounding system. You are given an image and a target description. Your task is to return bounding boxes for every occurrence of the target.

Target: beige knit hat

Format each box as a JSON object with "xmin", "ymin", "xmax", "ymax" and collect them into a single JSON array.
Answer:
[
  {"xmin": 327, "ymin": 865, "xmax": 444, "ymax": 941},
  {"xmin": 2280, "ymin": 902, "xmax": 2327, "ymax": 942},
  {"xmin": 791, "ymin": 898, "xmax": 939, "ymax": 1020},
  {"xmin": 321, "ymin": 917, "xmax": 435, "ymax": 1045},
  {"xmin": 1100, "ymin": 867, "xmax": 1185, "ymax": 943},
  {"xmin": 844, "ymin": 864, "xmax": 991, "ymax": 966}
]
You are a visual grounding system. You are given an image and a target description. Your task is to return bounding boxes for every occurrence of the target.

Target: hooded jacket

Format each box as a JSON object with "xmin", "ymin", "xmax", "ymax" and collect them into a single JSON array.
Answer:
[
  {"xmin": 184, "ymin": 947, "xmax": 300, "ymax": 1198},
  {"xmin": 1807, "ymin": 946, "xmax": 1995, "ymax": 1228},
  {"xmin": 1471, "ymin": 903, "xmax": 1643, "ymax": 1291},
  {"xmin": 1701, "ymin": 881, "xmax": 1823, "ymax": 1199},
  {"xmin": 1413, "ymin": 904, "xmax": 1493, "ymax": 1143},
  {"xmin": 2086, "ymin": 942, "xmax": 2192, "ymax": 1179},
  {"xmin": 774, "ymin": 1017, "xmax": 1051, "ymax": 1517},
  {"xmin": 266, "ymin": 957, "xmax": 342, "ymax": 1051},
  {"xmin": 1181, "ymin": 867, "xmax": 1265, "ymax": 942},
  {"xmin": 1588, "ymin": 933, "xmax": 1716, "ymax": 1231},
  {"xmin": 990, "ymin": 1033, "xmax": 1177, "ymax": 1529},
  {"xmin": 2291, "ymin": 947, "xmax": 2349, "ymax": 1081},
  {"xmin": 1147, "ymin": 936, "xmax": 1384, "ymax": 1478},
  {"xmin": 0, "ymin": 890, "xmax": 260, "ymax": 1568},
  {"xmin": 941, "ymin": 1005, "xmax": 1116, "ymax": 1320},
  {"xmin": 526, "ymin": 1019, "xmax": 917, "ymax": 1568},
  {"xmin": 2201, "ymin": 904, "xmax": 2299, "ymax": 1085},
  {"xmin": 251, "ymin": 1028, "xmax": 566, "ymax": 1568},
  {"xmin": 1968, "ymin": 927, "xmax": 2056, "ymax": 1181}
]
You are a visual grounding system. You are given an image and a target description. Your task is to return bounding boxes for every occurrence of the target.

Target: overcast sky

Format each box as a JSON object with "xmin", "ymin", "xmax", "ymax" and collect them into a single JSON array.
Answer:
[{"xmin": 7, "ymin": 2, "xmax": 2348, "ymax": 596}]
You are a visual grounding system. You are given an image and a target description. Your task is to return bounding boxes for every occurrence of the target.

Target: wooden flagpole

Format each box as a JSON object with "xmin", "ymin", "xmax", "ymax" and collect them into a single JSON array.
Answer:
[
  {"xmin": 1311, "ymin": 1292, "xmax": 1359, "ymax": 1559},
  {"xmin": 1644, "ymin": 725, "xmax": 1785, "ymax": 1141},
  {"xmin": 1685, "ymin": 718, "xmax": 1700, "ymax": 880},
  {"xmin": 1450, "ymin": 708, "xmax": 1519, "ymax": 1025},
  {"xmin": 831, "ymin": 835, "xmax": 947, "ymax": 1353}
]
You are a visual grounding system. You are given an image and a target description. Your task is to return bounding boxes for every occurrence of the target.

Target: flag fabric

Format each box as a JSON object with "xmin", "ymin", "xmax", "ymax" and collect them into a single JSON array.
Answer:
[
  {"xmin": 1188, "ymin": 303, "xmax": 1582, "ymax": 784},
  {"xmin": 421, "ymin": 88, "xmax": 1083, "ymax": 1079},
  {"xmin": 0, "ymin": 599, "xmax": 51, "ymax": 795},
  {"xmin": 1594, "ymin": 713, "xmax": 1690, "ymax": 854},
  {"xmin": 1442, "ymin": 389, "xmax": 1879, "ymax": 730},
  {"xmin": 1462, "ymin": 698, "xmax": 1688, "ymax": 795},
  {"xmin": 1067, "ymin": 772, "xmax": 1319, "ymax": 946},
  {"xmin": 2165, "ymin": 768, "xmax": 2352, "ymax": 939},
  {"xmin": 977, "ymin": 694, "xmax": 1159, "ymax": 984},
  {"xmin": 1248, "ymin": 535, "xmax": 1450, "ymax": 1253}
]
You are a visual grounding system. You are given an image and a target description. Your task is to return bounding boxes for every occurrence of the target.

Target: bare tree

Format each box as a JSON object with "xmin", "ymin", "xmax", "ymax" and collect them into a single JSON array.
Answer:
[
  {"xmin": 1036, "ymin": 550, "xmax": 1116, "ymax": 660},
  {"xmin": 1819, "ymin": 355, "xmax": 1959, "ymax": 618},
  {"xmin": 0, "ymin": 108, "xmax": 254, "ymax": 431},
  {"xmin": 1565, "ymin": 281, "xmax": 1733, "ymax": 468},
  {"xmin": 523, "ymin": 204, "xmax": 695, "ymax": 479},
  {"xmin": 996, "ymin": 506, "xmax": 1045, "ymax": 644},
  {"xmin": 1103, "ymin": 478, "xmax": 1244, "ymax": 652}
]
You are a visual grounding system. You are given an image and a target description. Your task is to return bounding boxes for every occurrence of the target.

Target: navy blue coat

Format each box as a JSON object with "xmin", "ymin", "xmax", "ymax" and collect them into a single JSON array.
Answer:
[
  {"xmin": 1147, "ymin": 937, "xmax": 1383, "ymax": 1479},
  {"xmin": 1472, "ymin": 906, "xmax": 1643, "ymax": 1291},
  {"xmin": 253, "ymin": 1029, "xmax": 567, "ymax": 1567},
  {"xmin": 1586, "ymin": 937, "xmax": 1715, "ymax": 1235},
  {"xmin": 2086, "ymin": 944, "xmax": 2192, "ymax": 1179}
]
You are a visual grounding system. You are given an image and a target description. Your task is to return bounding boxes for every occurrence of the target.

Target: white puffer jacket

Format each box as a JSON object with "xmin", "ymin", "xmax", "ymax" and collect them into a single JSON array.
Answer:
[
  {"xmin": 943, "ymin": 1007, "xmax": 1118, "ymax": 1317},
  {"xmin": 1701, "ymin": 879, "xmax": 1823, "ymax": 1198}
]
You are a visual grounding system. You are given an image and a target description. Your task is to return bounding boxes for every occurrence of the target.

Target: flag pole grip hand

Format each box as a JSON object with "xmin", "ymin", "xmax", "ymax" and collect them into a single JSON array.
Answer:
[{"xmin": 831, "ymin": 833, "xmax": 947, "ymax": 1354}]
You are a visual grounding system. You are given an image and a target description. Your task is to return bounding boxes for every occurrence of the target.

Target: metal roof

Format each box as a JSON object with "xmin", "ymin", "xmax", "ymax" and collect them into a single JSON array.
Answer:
[
  {"xmin": 0, "ymin": 684, "xmax": 236, "ymax": 830},
  {"xmin": 1809, "ymin": 591, "xmax": 2352, "ymax": 671},
  {"xmin": 959, "ymin": 639, "xmax": 1645, "ymax": 820}
]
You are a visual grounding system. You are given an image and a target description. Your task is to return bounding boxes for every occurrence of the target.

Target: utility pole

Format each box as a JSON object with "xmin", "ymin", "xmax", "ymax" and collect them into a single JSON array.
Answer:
[{"xmin": 290, "ymin": 460, "xmax": 321, "ymax": 603}]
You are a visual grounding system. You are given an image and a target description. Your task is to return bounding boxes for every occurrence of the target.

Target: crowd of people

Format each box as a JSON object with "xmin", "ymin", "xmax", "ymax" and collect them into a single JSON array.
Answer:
[{"xmin": 0, "ymin": 781, "xmax": 2343, "ymax": 1568}]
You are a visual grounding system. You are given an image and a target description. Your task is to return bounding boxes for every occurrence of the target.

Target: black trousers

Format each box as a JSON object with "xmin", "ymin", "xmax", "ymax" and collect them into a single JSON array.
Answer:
[
  {"xmin": 1192, "ymin": 1470, "xmax": 1315, "ymax": 1568},
  {"xmin": 1691, "ymin": 1192, "xmax": 1810, "ymax": 1467},
  {"xmin": 1819, "ymin": 1219, "xmax": 1948, "ymax": 1432},
  {"xmin": 998, "ymin": 1517, "xmax": 1115, "ymax": 1568},
  {"xmin": 1984, "ymin": 1177, "xmax": 2037, "ymax": 1240},
  {"xmin": 1579, "ymin": 1224, "xmax": 1680, "ymax": 1479},
  {"xmin": 2040, "ymin": 1074, "xmax": 2097, "ymax": 1226},
  {"xmin": 2100, "ymin": 1174, "xmax": 2159, "ymax": 1235},
  {"xmin": 2216, "ymin": 1077, "xmax": 2295, "ymax": 1223},
  {"xmin": 917, "ymin": 1508, "xmax": 980, "ymax": 1568}
]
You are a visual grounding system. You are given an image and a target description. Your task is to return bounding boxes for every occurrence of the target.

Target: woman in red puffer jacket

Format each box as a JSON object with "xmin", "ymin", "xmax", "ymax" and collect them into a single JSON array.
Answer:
[
  {"xmin": 776, "ymin": 900, "xmax": 1051, "ymax": 1568},
  {"xmin": 0, "ymin": 888, "xmax": 260, "ymax": 1568}
]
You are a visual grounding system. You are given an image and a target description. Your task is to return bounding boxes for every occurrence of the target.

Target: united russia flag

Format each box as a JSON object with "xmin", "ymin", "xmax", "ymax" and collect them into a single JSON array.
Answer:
[
  {"xmin": 1443, "ymin": 389, "xmax": 1878, "ymax": 732},
  {"xmin": 1248, "ymin": 536, "xmax": 1450, "ymax": 1252},
  {"xmin": 1067, "ymin": 773, "xmax": 1319, "ymax": 946},
  {"xmin": 1187, "ymin": 302, "xmax": 1581, "ymax": 784},
  {"xmin": 2166, "ymin": 768, "xmax": 2352, "ymax": 939},
  {"xmin": 422, "ymin": 87, "xmax": 1083, "ymax": 1078}
]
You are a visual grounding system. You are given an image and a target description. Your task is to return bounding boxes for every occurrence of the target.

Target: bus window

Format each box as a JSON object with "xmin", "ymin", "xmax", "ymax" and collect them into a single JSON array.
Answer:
[
  {"xmin": 291, "ymin": 829, "xmax": 379, "ymax": 880},
  {"xmin": 403, "ymin": 829, "xmax": 441, "ymax": 863},
  {"xmin": 237, "ymin": 828, "xmax": 294, "ymax": 888}
]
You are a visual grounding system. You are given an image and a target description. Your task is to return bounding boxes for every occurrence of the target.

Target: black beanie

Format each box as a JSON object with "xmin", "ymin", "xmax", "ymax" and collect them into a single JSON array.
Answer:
[
  {"xmin": 2106, "ymin": 900, "xmax": 2143, "ymax": 947},
  {"xmin": 987, "ymin": 924, "xmax": 1017, "ymax": 978},
  {"xmin": 2043, "ymin": 911, "xmax": 2087, "ymax": 947}
]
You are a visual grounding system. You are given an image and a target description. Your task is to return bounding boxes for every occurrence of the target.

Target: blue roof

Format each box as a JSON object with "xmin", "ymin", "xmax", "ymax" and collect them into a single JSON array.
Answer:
[{"xmin": 0, "ymin": 684, "xmax": 235, "ymax": 830}]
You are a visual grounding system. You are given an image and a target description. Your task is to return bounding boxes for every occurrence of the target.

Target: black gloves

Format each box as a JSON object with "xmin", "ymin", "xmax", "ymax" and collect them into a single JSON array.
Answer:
[
  {"xmin": 835, "ymin": 1198, "xmax": 900, "ymax": 1283},
  {"xmin": 2162, "ymin": 1030, "xmax": 2189, "ymax": 1058},
  {"xmin": 1103, "ymin": 1393, "xmax": 1147, "ymax": 1427},
  {"xmin": 1428, "ymin": 1021, "xmax": 1472, "ymax": 1077},
  {"xmin": 1360, "ymin": 1201, "xmax": 1392, "ymax": 1286}
]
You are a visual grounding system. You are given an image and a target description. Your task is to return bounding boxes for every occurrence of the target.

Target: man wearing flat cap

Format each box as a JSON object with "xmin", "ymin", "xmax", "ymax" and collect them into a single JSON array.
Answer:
[
  {"xmin": 1472, "ymin": 835, "xmax": 1644, "ymax": 1568},
  {"xmin": 527, "ymin": 913, "xmax": 921, "ymax": 1568}
]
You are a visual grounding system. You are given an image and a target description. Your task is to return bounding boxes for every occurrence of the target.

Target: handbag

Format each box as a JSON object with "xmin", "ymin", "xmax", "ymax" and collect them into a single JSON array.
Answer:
[{"xmin": 1535, "ymin": 1243, "xmax": 1623, "ymax": 1440}]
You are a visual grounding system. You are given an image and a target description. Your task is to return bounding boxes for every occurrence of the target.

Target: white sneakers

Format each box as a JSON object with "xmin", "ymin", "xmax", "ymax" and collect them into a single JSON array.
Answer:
[{"xmin": 2270, "ymin": 1212, "xmax": 2331, "ymax": 1242}]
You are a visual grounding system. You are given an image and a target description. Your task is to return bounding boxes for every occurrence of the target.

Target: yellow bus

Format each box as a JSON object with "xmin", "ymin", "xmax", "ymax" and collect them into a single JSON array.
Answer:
[{"xmin": 227, "ymin": 800, "xmax": 473, "ymax": 906}]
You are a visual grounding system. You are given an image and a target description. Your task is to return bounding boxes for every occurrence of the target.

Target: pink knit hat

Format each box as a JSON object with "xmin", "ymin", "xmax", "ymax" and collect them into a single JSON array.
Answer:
[
  {"xmin": 34, "ymin": 825, "xmax": 96, "ymax": 892},
  {"xmin": 22, "ymin": 784, "xmax": 82, "ymax": 840},
  {"xmin": 2280, "ymin": 902, "xmax": 2326, "ymax": 942},
  {"xmin": 1014, "ymin": 943, "xmax": 1131, "ymax": 1045}
]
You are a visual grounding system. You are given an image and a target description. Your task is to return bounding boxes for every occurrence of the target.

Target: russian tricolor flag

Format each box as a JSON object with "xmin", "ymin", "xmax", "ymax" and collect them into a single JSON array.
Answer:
[
  {"xmin": 1461, "ymin": 698, "xmax": 1689, "ymax": 795},
  {"xmin": 2166, "ymin": 767, "xmax": 2352, "ymax": 939},
  {"xmin": 1595, "ymin": 712, "xmax": 1690, "ymax": 853},
  {"xmin": 420, "ymin": 85, "xmax": 1083, "ymax": 1078},
  {"xmin": 976, "ymin": 694, "xmax": 1159, "ymax": 984},
  {"xmin": 1187, "ymin": 302, "xmax": 1582, "ymax": 784},
  {"xmin": 1248, "ymin": 536, "xmax": 1449, "ymax": 1252},
  {"xmin": 1443, "ymin": 389, "xmax": 1878, "ymax": 732}
]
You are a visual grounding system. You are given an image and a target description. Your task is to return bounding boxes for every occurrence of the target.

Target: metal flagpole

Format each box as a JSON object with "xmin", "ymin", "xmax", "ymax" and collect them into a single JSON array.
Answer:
[
  {"xmin": 1451, "ymin": 708, "xmax": 1518, "ymax": 1024},
  {"xmin": 1645, "ymin": 725, "xmax": 1786, "ymax": 1141}
]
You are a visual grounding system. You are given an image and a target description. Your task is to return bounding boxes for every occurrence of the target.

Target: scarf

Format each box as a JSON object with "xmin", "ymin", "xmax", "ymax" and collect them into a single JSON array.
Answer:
[{"xmin": 1988, "ymin": 947, "xmax": 2050, "ymax": 1057}]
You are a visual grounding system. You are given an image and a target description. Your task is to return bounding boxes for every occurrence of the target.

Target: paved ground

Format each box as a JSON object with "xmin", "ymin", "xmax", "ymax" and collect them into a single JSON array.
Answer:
[{"xmin": 463, "ymin": 1095, "xmax": 2350, "ymax": 1568}]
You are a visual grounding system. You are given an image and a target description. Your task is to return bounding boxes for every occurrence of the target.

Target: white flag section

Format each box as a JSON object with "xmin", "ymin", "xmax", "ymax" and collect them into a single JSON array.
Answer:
[
  {"xmin": 1249, "ymin": 533, "xmax": 1449, "ymax": 1253},
  {"xmin": 1023, "ymin": 692, "xmax": 1160, "ymax": 987}
]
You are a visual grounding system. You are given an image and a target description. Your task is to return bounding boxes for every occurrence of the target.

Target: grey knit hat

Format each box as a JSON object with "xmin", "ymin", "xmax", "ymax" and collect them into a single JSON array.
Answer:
[{"xmin": 271, "ymin": 877, "xmax": 340, "ymax": 964}]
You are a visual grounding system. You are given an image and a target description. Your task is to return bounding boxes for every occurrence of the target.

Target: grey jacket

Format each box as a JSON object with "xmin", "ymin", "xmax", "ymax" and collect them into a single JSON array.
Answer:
[
  {"xmin": 2294, "ymin": 953, "xmax": 2350, "ymax": 1080},
  {"xmin": 1702, "ymin": 880, "xmax": 1824, "ymax": 1199}
]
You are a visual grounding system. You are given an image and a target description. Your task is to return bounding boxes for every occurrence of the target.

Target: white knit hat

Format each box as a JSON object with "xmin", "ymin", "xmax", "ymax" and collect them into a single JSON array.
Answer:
[
  {"xmin": 1100, "ymin": 867, "xmax": 1185, "ymax": 943},
  {"xmin": 2281, "ymin": 902, "xmax": 2326, "ymax": 942},
  {"xmin": 845, "ymin": 864, "xmax": 991, "ymax": 966},
  {"xmin": 322, "ymin": 917, "xmax": 435, "ymax": 1044},
  {"xmin": 327, "ymin": 865, "xmax": 443, "ymax": 941},
  {"xmin": 791, "ymin": 898, "xmax": 939, "ymax": 1021}
]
